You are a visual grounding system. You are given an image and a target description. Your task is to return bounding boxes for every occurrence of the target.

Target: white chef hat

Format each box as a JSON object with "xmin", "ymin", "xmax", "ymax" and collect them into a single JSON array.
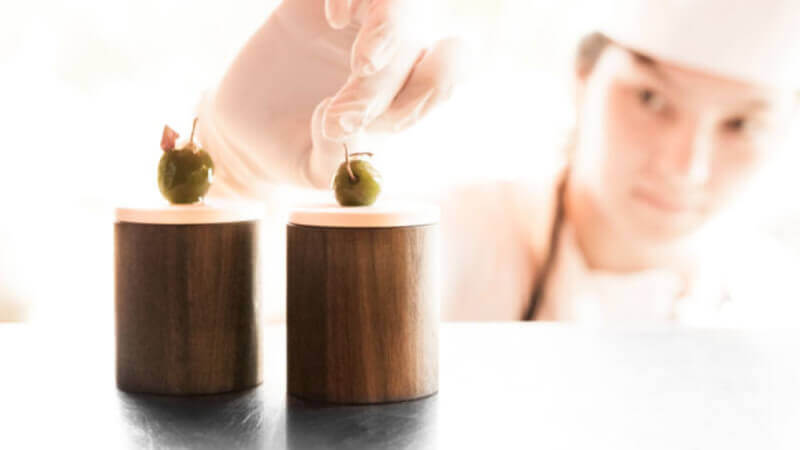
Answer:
[{"xmin": 592, "ymin": 0, "xmax": 800, "ymax": 89}]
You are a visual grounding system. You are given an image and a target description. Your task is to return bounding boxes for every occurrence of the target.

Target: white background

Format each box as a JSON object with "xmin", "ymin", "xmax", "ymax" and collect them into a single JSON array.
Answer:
[{"xmin": 0, "ymin": 0, "xmax": 797, "ymax": 322}]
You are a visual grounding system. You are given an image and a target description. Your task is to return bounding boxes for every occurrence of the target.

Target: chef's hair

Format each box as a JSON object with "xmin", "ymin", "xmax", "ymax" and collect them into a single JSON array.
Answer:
[
  {"xmin": 575, "ymin": 32, "xmax": 612, "ymax": 79},
  {"xmin": 565, "ymin": 32, "xmax": 612, "ymax": 162}
]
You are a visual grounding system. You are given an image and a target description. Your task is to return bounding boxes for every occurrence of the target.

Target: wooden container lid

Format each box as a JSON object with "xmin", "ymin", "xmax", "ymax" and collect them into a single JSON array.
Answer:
[
  {"xmin": 289, "ymin": 201, "xmax": 439, "ymax": 228},
  {"xmin": 115, "ymin": 198, "xmax": 264, "ymax": 224}
]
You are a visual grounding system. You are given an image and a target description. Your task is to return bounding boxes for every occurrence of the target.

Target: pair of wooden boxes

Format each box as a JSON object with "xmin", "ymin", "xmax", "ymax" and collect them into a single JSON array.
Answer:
[{"xmin": 114, "ymin": 201, "xmax": 439, "ymax": 403}]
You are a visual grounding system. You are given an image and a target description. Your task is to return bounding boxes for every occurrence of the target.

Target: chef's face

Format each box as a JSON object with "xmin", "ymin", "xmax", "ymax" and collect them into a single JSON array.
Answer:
[{"xmin": 573, "ymin": 44, "xmax": 796, "ymax": 241}]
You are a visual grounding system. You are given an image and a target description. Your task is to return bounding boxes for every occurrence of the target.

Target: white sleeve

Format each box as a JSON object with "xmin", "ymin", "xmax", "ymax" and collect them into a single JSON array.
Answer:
[{"xmin": 195, "ymin": 0, "xmax": 356, "ymax": 200}]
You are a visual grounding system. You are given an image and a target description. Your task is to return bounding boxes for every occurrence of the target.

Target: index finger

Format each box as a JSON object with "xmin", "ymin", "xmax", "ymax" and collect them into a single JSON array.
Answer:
[{"xmin": 350, "ymin": 0, "xmax": 428, "ymax": 76}]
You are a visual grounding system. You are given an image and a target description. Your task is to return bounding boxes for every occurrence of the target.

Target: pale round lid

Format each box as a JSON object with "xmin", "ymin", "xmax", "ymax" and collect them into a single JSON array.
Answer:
[
  {"xmin": 289, "ymin": 201, "xmax": 439, "ymax": 228},
  {"xmin": 115, "ymin": 198, "xmax": 264, "ymax": 224}
]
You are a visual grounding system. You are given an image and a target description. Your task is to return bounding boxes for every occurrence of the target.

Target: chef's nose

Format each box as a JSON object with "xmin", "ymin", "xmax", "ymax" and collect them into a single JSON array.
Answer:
[{"xmin": 657, "ymin": 120, "xmax": 713, "ymax": 185}]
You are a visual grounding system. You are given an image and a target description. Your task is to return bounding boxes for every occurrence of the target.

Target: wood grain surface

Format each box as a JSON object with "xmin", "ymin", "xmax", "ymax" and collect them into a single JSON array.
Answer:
[
  {"xmin": 287, "ymin": 223, "xmax": 439, "ymax": 404},
  {"xmin": 115, "ymin": 220, "xmax": 261, "ymax": 395}
]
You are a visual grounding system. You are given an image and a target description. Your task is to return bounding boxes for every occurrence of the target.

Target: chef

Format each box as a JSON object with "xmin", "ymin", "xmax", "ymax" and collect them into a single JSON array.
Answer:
[{"xmin": 196, "ymin": 0, "xmax": 800, "ymax": 327}]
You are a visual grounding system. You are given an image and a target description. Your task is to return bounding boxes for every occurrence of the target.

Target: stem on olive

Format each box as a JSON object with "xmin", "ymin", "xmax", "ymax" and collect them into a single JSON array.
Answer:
[
  {"xmin": 343, "ymin": 143, "xmax": 356, "ymax": 182},
  {"xmin": 188, "ymin": 117, "xmax": 199, "ymax": 152}
]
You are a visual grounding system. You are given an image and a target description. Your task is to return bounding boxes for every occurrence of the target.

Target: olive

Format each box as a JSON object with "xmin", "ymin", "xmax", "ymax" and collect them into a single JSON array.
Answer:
[
  {"xmin": 158, "ymin": 118, "xmax": 214, "ymax": 204},
  {"xmin": 158, "ymin": 148, "xmax": 214, "ymax": 204},
  {"xmin": 333, "ymin": 154, "xmax": 382, "ymax": 207}
]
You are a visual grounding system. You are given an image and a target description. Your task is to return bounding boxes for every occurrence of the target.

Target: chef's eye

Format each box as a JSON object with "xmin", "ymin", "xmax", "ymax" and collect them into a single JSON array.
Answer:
[
  {"xmin": 723, "ymin": 115, "xmax": 769, "ymax": 137},
  {"xmin": 723, "ymin": 117, "xmax": 749, "ymax": 133},
  {"xmin": 637, "ymin": 88, "xmax": 667, "ymax": 113}
]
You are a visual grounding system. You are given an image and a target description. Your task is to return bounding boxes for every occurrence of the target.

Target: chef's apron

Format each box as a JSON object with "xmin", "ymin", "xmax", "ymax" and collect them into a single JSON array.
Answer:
[{"xmin": 523, "ymin": 168, "xmax": 569, "ymax": 320}]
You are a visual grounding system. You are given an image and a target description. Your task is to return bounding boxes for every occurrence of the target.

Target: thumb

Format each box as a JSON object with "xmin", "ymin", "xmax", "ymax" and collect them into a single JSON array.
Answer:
[{"xmin": 325, "ymin": 0, "xmax": 367, "ymax": 29}]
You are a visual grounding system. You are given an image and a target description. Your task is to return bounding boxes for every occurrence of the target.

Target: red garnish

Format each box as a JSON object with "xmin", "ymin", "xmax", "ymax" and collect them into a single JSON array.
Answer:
[{"xmin": 160, "ymin": 125, "xmax": 179, "ymax": 151}]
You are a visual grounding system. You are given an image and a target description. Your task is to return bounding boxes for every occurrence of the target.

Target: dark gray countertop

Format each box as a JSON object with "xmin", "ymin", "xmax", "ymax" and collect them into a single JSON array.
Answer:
[{"xmin": 1, "ymin": 323, "xmax": 799, "ymax": 449}]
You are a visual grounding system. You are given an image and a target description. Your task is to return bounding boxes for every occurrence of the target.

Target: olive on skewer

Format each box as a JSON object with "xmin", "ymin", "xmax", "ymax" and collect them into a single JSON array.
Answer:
[
  {"xmin": 158, "ymin": 118, "xmax": 215, "ymax": 204},
  {"xmin": 332, "ymin": 143, "xmax": 382, "ymax": 207}
]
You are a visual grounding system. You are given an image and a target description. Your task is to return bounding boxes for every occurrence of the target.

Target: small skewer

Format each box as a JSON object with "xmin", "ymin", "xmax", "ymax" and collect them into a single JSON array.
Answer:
[{"xmin": 343, "ymin": 143, "xmax": 356, "ymax": 182}]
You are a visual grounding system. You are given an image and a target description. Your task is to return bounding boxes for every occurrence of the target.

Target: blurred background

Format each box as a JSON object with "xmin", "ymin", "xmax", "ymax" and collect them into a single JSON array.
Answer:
[{"xmin": 1, "ymin": 0, "xmax": 798, "ymax": 323}]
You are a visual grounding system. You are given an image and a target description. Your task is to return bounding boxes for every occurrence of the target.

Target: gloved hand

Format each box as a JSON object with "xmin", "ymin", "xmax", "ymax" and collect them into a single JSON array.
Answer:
[
  {"xmin": 321, "ymin": 0, "xmax": 466, "ymax": 139},
  {"xmin": 197, "ymin": 0, "xmax": 468, "ymax": 197}
]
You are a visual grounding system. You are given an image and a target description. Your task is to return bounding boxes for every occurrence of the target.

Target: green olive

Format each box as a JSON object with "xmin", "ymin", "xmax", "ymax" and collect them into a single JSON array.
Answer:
[
  {"xmin": 333, "ymin": 158, "xmax": 382, "ymax": 206},
  {"xmin": 158, "ymin": 147, "xmax": 214, "ymax": 204}
]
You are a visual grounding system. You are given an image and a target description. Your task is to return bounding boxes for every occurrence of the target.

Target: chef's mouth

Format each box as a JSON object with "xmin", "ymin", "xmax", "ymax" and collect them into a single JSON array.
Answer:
[{"xmin": 631, "ymin": 186, "xmax": 696, "ymax": 214}]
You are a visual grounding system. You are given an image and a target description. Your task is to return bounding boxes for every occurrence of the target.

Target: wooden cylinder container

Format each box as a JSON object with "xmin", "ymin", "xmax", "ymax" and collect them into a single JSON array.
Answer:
[
  {"xmin": 114, "ymin": 201, "xmax": 263, "ymax": 395},
  {"xmin": 287, "ymin": 202, "xmax": 440, "ymax": 404}
]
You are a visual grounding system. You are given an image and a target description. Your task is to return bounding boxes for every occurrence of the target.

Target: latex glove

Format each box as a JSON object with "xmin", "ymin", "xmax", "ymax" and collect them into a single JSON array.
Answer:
[
  {"xmin": 321, "ymin": 0, "xmax": 466, "ymax": 140},
  {"xmin": 197, "ymin": 0, "xmax": 468, "ymax": 198},
  {"xmin": 311, "ymin": 31, "xmax": 468, "ymax": 188}
]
